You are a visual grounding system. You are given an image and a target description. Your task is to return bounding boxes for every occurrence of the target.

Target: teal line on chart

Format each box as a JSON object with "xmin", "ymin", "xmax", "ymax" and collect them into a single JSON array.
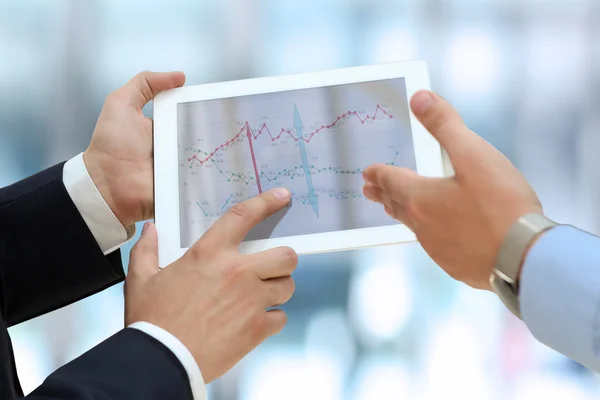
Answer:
[
  {"xmin": 296, "ymin": 188, "xmax": 364, "ymax": 205},
  {"xmin": 191, "ymin": 149, "xmax": 401, "ymax": 185},
  {"xmin": 196, "ymin": 195, "xmax": 249, "ymax": 217},
  {"xmin": 220, "ymin": 194, "xmax": 236, "ymax": 211},
  {"xmin": 194, "ymin": 150, "xmax": 400, "ymax": 217},
  {"xmin": 196, "ymin": 202, "xmax": 209, "ymax": 217},
  {"xmin": 294, "ymin": 103, "xmax": 319, "ymax": 217}
]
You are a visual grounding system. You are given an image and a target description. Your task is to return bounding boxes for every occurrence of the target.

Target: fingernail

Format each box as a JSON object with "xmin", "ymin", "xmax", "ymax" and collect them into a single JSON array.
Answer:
[
  {"xmin": 411, "ymin": 91, "xmax": 435, "ymax": 116},
  {"xmin": 272, "ymin": 188, "xmax": 290, "ymax": 201},
  {"xmin": 142, "ymin": 222, "xmax": 150, "ymax": 233}
]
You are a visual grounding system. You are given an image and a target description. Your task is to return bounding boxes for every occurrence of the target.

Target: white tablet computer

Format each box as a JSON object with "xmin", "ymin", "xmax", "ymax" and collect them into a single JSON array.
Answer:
[{"xmin": 153, "ymin": 60, "xmax": 449, "ymax": 267}]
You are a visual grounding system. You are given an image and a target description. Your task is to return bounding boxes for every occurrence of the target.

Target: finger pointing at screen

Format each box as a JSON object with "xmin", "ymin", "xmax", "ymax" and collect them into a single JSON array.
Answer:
[
  {"xmin": 126, "ymin": 188, "xmax": 297, "ymax": 384},
  {"xmin": 362, "ymin": 90, "xmax": 542, "ymax": 290}
]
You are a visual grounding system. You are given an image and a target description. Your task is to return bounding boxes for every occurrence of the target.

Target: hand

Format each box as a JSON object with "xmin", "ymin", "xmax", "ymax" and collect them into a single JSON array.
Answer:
[
  {"xmin": 124, "ymin": 188, "xmax": 297, "ymax": 383},
  {"xmin": 83, "ymin": 71, "xmax": 186, "ymax": 228},
  {"xmin": 362, "ymin": 91, "xmax": 542, "ymax": 290}
]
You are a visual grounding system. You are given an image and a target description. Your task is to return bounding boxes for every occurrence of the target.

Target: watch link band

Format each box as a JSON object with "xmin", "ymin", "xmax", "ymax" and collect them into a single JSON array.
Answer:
[{"xmin": 490, "ymin": 213, "xmax": 556, "ymax": 319}]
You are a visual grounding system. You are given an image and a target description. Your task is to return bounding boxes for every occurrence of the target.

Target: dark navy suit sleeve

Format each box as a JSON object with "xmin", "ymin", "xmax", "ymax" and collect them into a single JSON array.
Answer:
[
  {"xmin": 23, "ymin": 328, "xmax": 193, "ymax": 400},
  {"xmin": 0, "ymin": 163, "xmax": 193, "ymax": 399},
  {"xmin": 0, "ymin": 162, "xmax": 124, "ymax": 326}
]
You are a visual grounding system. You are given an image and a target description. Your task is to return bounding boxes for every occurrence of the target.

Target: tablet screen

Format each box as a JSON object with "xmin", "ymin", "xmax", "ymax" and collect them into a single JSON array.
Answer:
[{"xmin": 177, "ymin": 78, "xmax": 416, "ymax": 247}]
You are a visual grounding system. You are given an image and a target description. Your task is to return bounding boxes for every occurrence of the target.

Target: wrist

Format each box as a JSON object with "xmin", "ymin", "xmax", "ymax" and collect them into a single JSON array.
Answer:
[
  {"xmin": 83, "ymin": 150, "xmax": 133, "ymax": 228},
  {"xmin": 491, "ymin": 212, "xmax": 556, "ymax": 319}
]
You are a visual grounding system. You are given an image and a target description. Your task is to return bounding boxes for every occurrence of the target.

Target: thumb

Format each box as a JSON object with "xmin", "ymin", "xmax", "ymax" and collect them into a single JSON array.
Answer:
[
  {"xmin": 128, "ymin": 222, "xmax": 160, "ymax": 287},
  {"xmin": 115, "ymin": 71, "xmax": 186, "ymax": 108},
  {"xmin": 410, "ymin": 90, "xmax": 487, "ymax": 172}
]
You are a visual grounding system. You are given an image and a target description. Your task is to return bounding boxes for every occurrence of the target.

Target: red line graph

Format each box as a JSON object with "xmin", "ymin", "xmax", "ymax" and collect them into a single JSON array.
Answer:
[
  {"xmin": 187, "ymin": 104, "xmax": 393, "ymax": 166},
  {"xmin": 245, "ymin": 125, "xmax": 263, "ymax": 193}
]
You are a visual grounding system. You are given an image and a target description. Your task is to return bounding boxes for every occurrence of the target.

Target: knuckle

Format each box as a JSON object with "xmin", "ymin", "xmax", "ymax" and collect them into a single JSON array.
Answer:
[
  {"xmin": 133, "ymin": 71, "xmax": 152, "ymax": 88},
  {"xmin": 259, "ymin": 191, "xmax": 280, "ymax": 212},
  {"xmin": 188, "ymin": 242, "xmax": 209, "ymax": 261},
  {"xmin": 137, "ymin": 73, "xmax": 153, "ymax": 100},
  {"xmin": 228, "ymin": 202, "xmax": 251, "ymax": 219},
  {"xmin": 270, "ymin": 277, "xmax": 295, "ymax": 305},
  {"xmin": 280, "ymin": 312, "xmax": 288, "ymax": 328},
  {"xmin": 269, "ymin": 283, "xmax": 282, "ymax": 302},
  {"xmin": 425, "ymin": 107, "xmax": 451, "ymax": 133},
  {"xmin": 378, "ymin": 167, "xmax": 398, "ymax": 191},
  {"xmin": 380, "ymin": 170, "xmax": 394, "ymax": 190},
  {"xmin": 271, "ymin": 311, "xmax": 288, "ymax": 334},
  {"xmin": 282, "ymin": 278, "xmax": 296, "ymax": 302},
  {"xmin": 263, "ymin": 191, "xmax": 279, "ymax": 206},
  {"xmin": 279, "ymin": 247, "xmax": 298, "ymax": 271},
  {"xmin": 278, "ymin": 311, "xmax": 288, "ymax": 327},
  {"xmin": 222, "ymin": 257, "xmax": 247, "ymax": 282}
]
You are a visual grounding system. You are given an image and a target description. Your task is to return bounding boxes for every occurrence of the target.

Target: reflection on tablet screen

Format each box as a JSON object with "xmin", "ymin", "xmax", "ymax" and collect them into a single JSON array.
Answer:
[{"xmin": 177, "ymin": 78, "xmax": 416, "ymax": 247}]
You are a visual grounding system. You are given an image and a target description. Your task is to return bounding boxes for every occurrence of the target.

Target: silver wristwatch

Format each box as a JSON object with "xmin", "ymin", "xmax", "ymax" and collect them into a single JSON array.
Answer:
[{"xmin": 490, "ymin": 213, "xmax": 556, "ymax": 319}]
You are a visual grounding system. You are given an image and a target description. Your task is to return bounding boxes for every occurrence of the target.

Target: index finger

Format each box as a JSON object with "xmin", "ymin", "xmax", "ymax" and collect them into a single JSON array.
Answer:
[
  {"xmin": 363, "ymin": 165, "xmax": 419, "ymax": 205},
  {"xmin": 199, "ymin": 188, "xmax": 291, "ymax": 248}
]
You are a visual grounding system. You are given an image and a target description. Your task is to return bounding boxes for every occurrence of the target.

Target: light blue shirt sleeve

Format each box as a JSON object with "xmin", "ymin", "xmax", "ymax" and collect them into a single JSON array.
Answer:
[{"xmin": 520, "ymin": 225, "xmax": 600, "ymax": 371}]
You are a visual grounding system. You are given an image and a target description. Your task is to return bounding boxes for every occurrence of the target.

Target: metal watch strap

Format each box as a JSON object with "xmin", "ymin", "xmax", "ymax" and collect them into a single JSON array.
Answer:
[{"xmin": 491, "ymin": 213, "xmax": 556, "ymax": 319}]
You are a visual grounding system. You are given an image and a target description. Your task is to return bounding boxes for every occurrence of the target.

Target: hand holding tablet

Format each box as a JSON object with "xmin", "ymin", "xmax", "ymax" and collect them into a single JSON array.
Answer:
[{"xmin": 153, "ymin": 60, "xmax": 451, "ymax": 267}]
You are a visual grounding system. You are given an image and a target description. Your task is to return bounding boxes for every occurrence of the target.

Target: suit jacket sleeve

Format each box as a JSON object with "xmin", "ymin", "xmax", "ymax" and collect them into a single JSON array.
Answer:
[
  {"xmin": 22, "ymin": 328, "xmax": 193, "ymax": 400},
  {"xmin": 0, "ymin": 162, "xmax": 124, "ymax": 326}
]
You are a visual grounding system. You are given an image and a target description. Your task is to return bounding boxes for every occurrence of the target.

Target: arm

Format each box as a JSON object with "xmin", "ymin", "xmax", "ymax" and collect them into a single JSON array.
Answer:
[
  {"xmin": 1, "ymin": 72, "xmax": 212, "ymax": 399},
  {"xmin": 3, "ymin": 71, "xmax": 210, "ymax": 399},
  {"xmin": 0, "ymin": 161, "xmax": 125, "ymax": 326},
  {"xmin": 361, "ymin": 91, "xmax": 600, "ymax": 370},
  {"xmin": 520, "ymin": 225, "xmax": 600, "ymax": 371},
  {"xmin": 22, "ymin": 329, "xmax": 194, "ymax": 400},
  {"xmin": 0, "ymin": 155, "xmax": 207, "ymax": 399},
  {"xmin": 14, "ymin": 178, "xmax": 299, "ymax": 400}
]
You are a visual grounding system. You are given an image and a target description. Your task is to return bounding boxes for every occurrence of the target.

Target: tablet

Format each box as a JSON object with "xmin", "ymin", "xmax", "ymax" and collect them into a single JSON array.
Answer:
[{"xmin": 153, "ymin": 60, "xmax": 449, "ymax": 267}]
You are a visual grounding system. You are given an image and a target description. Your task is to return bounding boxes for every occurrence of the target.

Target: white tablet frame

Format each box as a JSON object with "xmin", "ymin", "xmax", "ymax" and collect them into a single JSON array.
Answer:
[{"xmin": 154, "ymin": 60, "xmax": 450, "ymax": 267}]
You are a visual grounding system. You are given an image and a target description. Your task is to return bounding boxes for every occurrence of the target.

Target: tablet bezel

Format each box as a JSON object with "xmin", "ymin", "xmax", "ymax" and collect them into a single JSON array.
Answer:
[{"xmin": 154, "ymin": 60, "xmax": 448, "ymax": 267}]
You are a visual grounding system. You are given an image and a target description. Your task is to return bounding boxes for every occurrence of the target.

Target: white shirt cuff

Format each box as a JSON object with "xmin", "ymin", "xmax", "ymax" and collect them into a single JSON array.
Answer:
[
  {"xmin": 128, "ymin": 322, "xmax": 207, "ymax": 400},
  {"xmin": 62, "ymin": 153, "xmax": 135, "ymax": 254}
]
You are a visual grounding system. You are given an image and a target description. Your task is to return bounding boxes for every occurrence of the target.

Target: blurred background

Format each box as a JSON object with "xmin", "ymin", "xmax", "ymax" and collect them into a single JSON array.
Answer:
[{"xmin": 2, "ymin": 0, "xmax": 600, "ymax": 398}]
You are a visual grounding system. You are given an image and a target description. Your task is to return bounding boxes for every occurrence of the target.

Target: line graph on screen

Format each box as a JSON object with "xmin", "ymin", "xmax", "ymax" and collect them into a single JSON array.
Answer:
[
  {"xmin": 185, "ymin": 104, "xmax": 396, "ymax": 217},
  {"xmin": 177, "ymin": 79, "xmax": 417, "ymax": 245}
]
